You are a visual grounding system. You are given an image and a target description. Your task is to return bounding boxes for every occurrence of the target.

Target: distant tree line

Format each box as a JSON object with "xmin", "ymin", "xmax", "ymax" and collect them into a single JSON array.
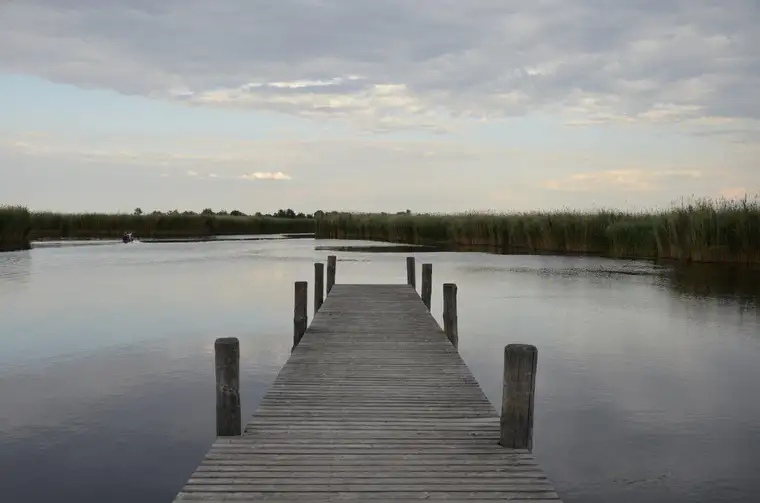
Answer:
[{"xmin": 134, "ymin": 207, "xmax": 325, "ymax": 219}]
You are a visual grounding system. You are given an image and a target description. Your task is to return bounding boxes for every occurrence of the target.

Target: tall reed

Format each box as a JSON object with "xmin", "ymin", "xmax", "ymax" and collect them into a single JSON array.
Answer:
[
  {"xmin": 28, "ymin": 212, "xmax": 315, "ymax": 240},
  {"xmin": 0, "ymin": 206, "xmax": 32, "ymax": 251},
  {"xmin": 315, "ymin": 198, "xmax": 760, "ymax": 264}
]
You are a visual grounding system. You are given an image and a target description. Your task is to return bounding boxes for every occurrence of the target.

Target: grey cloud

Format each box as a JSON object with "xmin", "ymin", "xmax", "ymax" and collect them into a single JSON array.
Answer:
[{"xmin": 1, "ymin": 0, "xmax": 759, "ymax": 127}]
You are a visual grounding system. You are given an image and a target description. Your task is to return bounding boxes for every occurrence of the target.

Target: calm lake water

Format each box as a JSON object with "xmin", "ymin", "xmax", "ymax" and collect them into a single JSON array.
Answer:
[{"xmin": 1, "ymin": 238, "xmax": 759, "ymax": 503}]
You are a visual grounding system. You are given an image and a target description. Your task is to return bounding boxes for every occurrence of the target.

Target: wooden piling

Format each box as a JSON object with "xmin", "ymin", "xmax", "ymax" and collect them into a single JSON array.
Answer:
[
  {"xmin": 406, "ymin": 256, "xmax": 416, "ymax": 289},
  {"xmin": 214, "ymin": 337, "xmax": 241, "ymax": 437},
  {"xmin": 442, "ymin": 283, "xmax": 458, "ymax": 348},
  {"xmin": 327, "ymin": 256, "xmax": 336, "ymax": 294},
  {"xmin": 500, "ymin": 344, "xmax": 538, "ymax": 451},
  {"xmin": 421, "ymin": 263, "xmax": 432, "ymax": 310},
  {"xmin": 314, "ymin": 263, "xmax": 324, "ymax": 314},
  {"xmin": 293, "ymin": 281, "xmax": 308, "ymax": 348}
]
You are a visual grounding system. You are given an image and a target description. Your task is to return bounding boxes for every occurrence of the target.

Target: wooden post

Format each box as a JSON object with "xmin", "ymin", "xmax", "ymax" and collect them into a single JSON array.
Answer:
[
  {"xmin": 421, "ymin": 263, "xmax": 432, "ymax": 310},
  {"xmin": 314, "ymin": 263, "xmax": 324, "ymax": 314},
  {"xmin": 406, "ymin": 256, "xmax": 416, "ymax": 289},
  {"xmin": 327, "ymin": 255, "xmax": 336, "ymax": 294},
  {"xmin": 293, "ymin": 281, "xmax": 308, "ymax": 349},
  {"xmin": 443, "ymin": 283, "xmax": 458, "ymax": 348},
  {"xmin": 500, "ymin": 344, "xmax": 538, "ymax": 451},
  {"xmin": 214, "ymin": 337, "xmax": 241, "ymax": 437}
]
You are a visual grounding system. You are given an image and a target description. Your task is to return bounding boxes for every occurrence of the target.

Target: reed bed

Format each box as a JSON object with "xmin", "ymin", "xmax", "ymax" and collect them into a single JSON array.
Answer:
[
  {"xmin": 0, "ymin": 206, "xmax": 32, "ymax": 251},
  {"xmin": 315, "ymin": 198, "xmax": 760, "ymax": 264},
  {"xmin": 27, "ymin": 212, "xmax": 315, "ymax": 240}
]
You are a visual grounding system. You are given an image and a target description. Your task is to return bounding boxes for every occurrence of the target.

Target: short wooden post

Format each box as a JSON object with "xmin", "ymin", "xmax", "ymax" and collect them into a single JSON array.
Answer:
[
  {"xmin": 500, "ymin": 344, "xmax": 538, "ymax": 451},
  {"xmin": 214, "ymin": 337, "xmax": 241, "ymax": 437},
  {"xmin": 293, "ymin": 281, "xmax": 308, "ymax": 348},
  {"xmin": 314, "ymin": 263, "xmax": 324, "ymax": 314},
  {"xmin": 406, "ymin": 256, "xmax": 416, "ymax": 289},
  {"xmin": 327, "ymin": 255, "xmax": 336, "ymax": 294},
  {"xmin": 421, "ymin": 263, "xmax": 432, "ymax": 310},
  {"xmin": 442, "ymin": 283, "xmax": 458, "ymax": 348}
]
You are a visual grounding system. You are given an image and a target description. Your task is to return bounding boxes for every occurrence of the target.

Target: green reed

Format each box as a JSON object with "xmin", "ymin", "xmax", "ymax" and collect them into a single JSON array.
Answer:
[
  {"xmin": 0, "ymin": 206, "xmax": 33, "ymax": 251},
  {"xmin": 315, "ymin": 198, "xmax": 760, "ymax": 264},
  {"xmin": 28, "ymin": 212, "xmax": 315, "ymax": 240}
]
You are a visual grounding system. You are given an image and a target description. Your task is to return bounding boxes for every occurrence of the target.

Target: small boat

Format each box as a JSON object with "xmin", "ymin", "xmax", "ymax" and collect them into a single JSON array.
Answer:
[{"xmin": 122, "ymin": 232, "xmax": 135, "ymax": 243}]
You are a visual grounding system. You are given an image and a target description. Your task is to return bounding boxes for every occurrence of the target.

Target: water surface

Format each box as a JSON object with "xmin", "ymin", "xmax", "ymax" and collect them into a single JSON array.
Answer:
[{"xmin": 1, "ymin": 239, "xmax": 758, "ymax": 502}]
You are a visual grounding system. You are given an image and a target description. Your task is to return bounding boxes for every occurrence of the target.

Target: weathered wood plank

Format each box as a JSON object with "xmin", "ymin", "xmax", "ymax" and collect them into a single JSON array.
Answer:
[
  {"xmin": 172, "ymin": 283, "xmax": 561, "ymax": 502},
  {"xmin": 176, "ymin": 494, "xmax": 560, "ymax": 502}
]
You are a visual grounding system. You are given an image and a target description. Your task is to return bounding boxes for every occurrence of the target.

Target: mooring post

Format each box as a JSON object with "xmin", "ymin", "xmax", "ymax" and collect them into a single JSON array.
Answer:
[
  {"xmin": 443, "ymin": 283, "xmax": 458, "ymax": 348},
  {"xmin": 421, "ymin": 263, "xmax": 432, "ymax": 310},
  {"xmin": 314, "ymin": 263, "xmax": 324, "ymax": 314},
  {"xmin": 406, "ymin": 256, "xmax": 416, "ymax": 289},
  {"xmin": 214, "ymin": 337, "xmax": 241, "ymax": 437},
  {"xmin": 500, "ymin": 344, "xmax": 538, "ymax": 451},
  {"xmin": 327, "ymin": 255, "xmax": 336, "ymax": 294},
  {"xmin": 293, "ymin": 281, "xmax": 308, "ymax": 349}
]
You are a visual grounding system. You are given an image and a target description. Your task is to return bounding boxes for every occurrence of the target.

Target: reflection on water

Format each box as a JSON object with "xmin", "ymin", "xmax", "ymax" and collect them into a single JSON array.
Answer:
[
  {"xmin": 0, "ymin": 241, "xmax": 759, "ymax": 503},
  {"xmin": 0, "ymin": 251, "xmax": 32, "ymax": 289},
  {"xmin": 665, "ymin": 262, "xmax": 760, "ymax": 310}
]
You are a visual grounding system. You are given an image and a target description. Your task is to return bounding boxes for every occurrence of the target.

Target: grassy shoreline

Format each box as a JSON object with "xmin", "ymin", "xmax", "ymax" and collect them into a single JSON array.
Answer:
[
  {"xmin": 315, "ymin": 199, "xmax": 760, "ymax": 264},
  {"xmin": 28, "ymin": 212, "xmax": 315, "ymax": 240},
  {"xmin": 0, "ymin": 210, "xmax": 316, "ymax": 251},
  {"xmin": 4, "ymin": 200, "xmax": 759, "ymax": 263}
]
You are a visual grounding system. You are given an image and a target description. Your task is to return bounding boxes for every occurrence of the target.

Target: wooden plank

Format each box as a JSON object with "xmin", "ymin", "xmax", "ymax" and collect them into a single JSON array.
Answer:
[
  {"xmin": 172, "ymin": 283, "xmax": 562, "ymax": 502},
  {"xmin": 176, "ymin": 495, "xmax": 560, "ymax": 502}
]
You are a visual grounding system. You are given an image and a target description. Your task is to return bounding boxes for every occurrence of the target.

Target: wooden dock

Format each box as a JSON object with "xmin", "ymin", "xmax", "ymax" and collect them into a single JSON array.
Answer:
[{"xmin": 172, "ymin": 258, "xmax": 562, "ymax": 502}]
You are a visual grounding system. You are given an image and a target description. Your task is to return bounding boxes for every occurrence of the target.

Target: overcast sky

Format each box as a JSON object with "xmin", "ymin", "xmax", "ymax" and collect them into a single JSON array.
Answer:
[{"xmin": 1, "ymin": 0, "xmax": 758, "ymax": 214}]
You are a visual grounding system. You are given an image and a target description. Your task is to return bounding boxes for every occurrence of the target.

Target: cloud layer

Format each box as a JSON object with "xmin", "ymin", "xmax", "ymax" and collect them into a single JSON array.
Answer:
[{"xmin": 2, "ymin": 0, "xmax": 759, "ymax": 132}]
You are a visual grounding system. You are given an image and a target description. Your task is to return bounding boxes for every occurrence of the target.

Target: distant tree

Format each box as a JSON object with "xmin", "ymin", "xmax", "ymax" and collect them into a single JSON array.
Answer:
[
  {"xmin": 314, "ymin": 210, "xmax": 325, "ymax": 219},
  {"xmin": 296, "ymin": 212, "xmax": 306, "ymax": 219},
  {"xmin": 133, "ymin": 207, "xmax": 143, "ymax": 216},
  {"xmin": 230, "ymin": 210, "xmax": 245, "ymax": 217},
  {"xmin": 168, "ymin": 209, "xmax": 180, "ymax": 215},
  {"xmin": 201, "ymin": 208, "xmax": 214, "ymax": 216},
  {"xmin": 217, "ymin": 209, "xmax": 229, "ymax": 216},
  {"xmin": 406, "ymin": 209, "xmax": 411, "ymax": 215},
  {"xmin": 306, "ymin": 213, "xmax": 314, "ymax": 219},
  {"xmin": 151, "ymin": 210, "xmax": 162, "ymax": 216},
  {"xmin": 182, "ymin": 210, "xmax": 197, "ymax": 216},
  {"xmin": 255, "ymin": 212, "xmax": 263, "ymax": 217}
]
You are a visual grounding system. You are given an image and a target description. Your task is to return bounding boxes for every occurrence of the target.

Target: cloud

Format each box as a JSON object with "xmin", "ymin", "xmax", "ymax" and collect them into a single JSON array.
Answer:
[
  {"xmin": 188, "ymin": 81, "xmax": 456, "ymax": 133},
  {"xmin": 545, "ymin": 169, "xmax": 703, "ymax": 192},
  {"xmin": 1, "ymin": 0, "xmax": 758, "ymax": 131},
  {"xmin": 239, "ymin": 172, "xmax": 292, "ymax": 181},
  {"xmin": 186, "ymin": 170, "xmax": 198, "ymax": 177}
]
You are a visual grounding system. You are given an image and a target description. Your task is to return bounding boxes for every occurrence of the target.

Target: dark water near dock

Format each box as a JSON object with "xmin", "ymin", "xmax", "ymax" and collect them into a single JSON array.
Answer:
[{"xmin": 1, "ymin": 239, "xmax": 759, "ymax": 503}]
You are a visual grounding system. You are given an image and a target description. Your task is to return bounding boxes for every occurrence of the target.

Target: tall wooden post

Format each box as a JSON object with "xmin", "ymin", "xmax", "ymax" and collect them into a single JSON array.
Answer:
[
  {"xmin": 500, "ymin": 344, "xmax": 538, "ymax": 451},
  {"xmin": 406, "ymin": 256, "xmax": 416, "ymax": 289},
  {"xmin": 314, "ymin": 263, "xmax": 324, "ymax": 314},
  {"xmin": 327, "ymin": 255, "xmax": 336, "ymax": 295},
  {"xmin": 293, "ymin": 281, "xmax": 308, "ymax": 349},
  {"xmin": 215, "ymin": 337, "xmax": 241, "ymax": 437},
  {"xmin": 443, "ymin": 283, "xmax": 458, "ymax": 348},
  {"xmin": 421, "ymin": 263, "xmax": 432, "ymax": 310}
]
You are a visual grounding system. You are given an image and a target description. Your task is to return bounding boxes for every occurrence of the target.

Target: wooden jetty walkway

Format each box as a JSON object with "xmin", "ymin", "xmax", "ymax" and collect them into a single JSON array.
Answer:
[{"xmin": 172, "ymin": 257, "xmax": 562, "ymax": 502}]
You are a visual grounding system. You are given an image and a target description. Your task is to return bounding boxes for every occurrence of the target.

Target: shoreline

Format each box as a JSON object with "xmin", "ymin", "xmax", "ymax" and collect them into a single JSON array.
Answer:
[{"xmin": 314, "ymin": 203, "xmax": 760, "ymax": 265}]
